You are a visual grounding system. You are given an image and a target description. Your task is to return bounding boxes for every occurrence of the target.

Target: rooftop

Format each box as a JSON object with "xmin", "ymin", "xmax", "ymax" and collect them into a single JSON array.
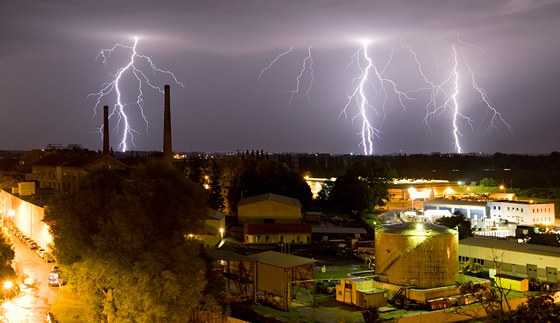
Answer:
[
  {"xmin": 247, "ymin": 250, "xmax": 316, "ymax": 268},
  {"xmin": 460, "ymin": 236, "xmax": 560, "ymax": 258},
  {"xmin": 238, "ymin": 193, "xmax": 301, "ymax": 208}
]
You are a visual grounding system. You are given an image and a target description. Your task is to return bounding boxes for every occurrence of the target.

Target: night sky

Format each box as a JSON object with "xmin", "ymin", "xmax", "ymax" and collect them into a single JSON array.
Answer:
[{"xmin": 1, "ymin": 1, "xmax": 559, "ymax": 155}]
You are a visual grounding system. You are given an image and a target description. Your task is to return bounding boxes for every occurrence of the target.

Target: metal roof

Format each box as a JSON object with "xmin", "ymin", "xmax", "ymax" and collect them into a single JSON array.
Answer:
[
  {"xmin": 424, "ymin": 198, "xmax": 487, "ymax": 207},
  {"xmin": 237, "ymin": 193, "xmax": 301, "ymax": 208},
  {"xmin": 460, "ymin": 236, "xmax": 560, "ymax": 258},
  {"xmin": 247, "ymin": 251, "xmax": 316, "ymax": 268}
]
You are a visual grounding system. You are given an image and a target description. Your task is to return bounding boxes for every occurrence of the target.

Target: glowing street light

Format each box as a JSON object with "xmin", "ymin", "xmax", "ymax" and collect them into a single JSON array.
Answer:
[
  {"xmin": 219, "ymin": 227, "xmax": 225, "ymax": 239},
  {"xmin": 3, "ymin": 280, "xmax": 13, "ymax": 290}
]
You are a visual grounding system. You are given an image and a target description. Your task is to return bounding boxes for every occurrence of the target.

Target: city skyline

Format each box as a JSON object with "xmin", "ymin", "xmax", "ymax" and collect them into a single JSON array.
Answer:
[{"xmin": 1, "ymin": 1, "xmax": 559, "ymax": 155}]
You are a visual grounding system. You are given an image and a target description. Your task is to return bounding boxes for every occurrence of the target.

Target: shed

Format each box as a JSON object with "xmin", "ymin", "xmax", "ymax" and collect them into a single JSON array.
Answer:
[
  {"xmin": 336, "ymin": 278, "xmax": 386, "ymax": 308},
  {"xmin": 494, "ymin": 273, "xmax": 529, "ymax": 292},
  {"xmin": 247, "ymin": 251, "xmax": 316, "ymax": 310}
]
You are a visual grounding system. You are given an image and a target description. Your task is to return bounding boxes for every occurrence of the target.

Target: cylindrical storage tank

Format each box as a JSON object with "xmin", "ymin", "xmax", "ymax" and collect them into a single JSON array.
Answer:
[{"xmin": 375, "ymin": 222, "xmax": 458, "ymax": 288}]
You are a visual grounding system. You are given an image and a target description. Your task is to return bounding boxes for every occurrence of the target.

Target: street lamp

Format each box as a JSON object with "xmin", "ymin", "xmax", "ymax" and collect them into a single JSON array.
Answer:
[
  {"xmin": 219, "ymin": 227, "xmax": 225, "ymax": 239},
  {"xmin": 499, "ymin": 185, "xmax": 505, "ymax": 193},
  {"xmin": 3, "ymin": 280, "xmax": 13, "ymax": 290}
]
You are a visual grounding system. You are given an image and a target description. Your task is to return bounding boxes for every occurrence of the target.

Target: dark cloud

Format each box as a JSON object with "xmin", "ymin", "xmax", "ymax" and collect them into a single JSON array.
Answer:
[{"xmin": 0, "ymin": 0, "xmax": 558, "ymax": 154}]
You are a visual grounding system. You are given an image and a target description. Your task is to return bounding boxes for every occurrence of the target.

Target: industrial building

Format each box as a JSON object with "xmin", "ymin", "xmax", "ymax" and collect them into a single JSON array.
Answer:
[
  {"xmin": 237, "ymin": 193, "xmax": 302, "ymax": 224},
  {"xmin": 214, "ymin": 249, "xmax": 316, "ymax": 311},
  {"xmin": 422, "ymin": 198, "xmax": 556, "ymax": 238},
  {"xmin": 423, "ymin": 199, "xmax": 488, "ymax": 228},
  {"xmin": 332, "ymin": 222, "xmax": 491, "ymax": 310},
  {"xmin": 458, "ymin": 236, "xmax": 559, "ymax": 283}
]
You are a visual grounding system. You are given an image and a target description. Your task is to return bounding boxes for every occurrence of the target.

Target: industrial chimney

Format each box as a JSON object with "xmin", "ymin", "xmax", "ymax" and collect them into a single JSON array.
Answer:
[
  {"xmin": 163, "ymin": 85, "xmax": 172, "ymax": 163},
  {"xmin": 103, "ymin": 105, "xmax": 109, "ymax": 155}
]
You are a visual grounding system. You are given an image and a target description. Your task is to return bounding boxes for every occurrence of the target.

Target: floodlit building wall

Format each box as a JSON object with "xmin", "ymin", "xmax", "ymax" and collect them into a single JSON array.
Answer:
[
  {"xmin": 487, "ymin": 201, "xmax": 555, "ymax": 226},
  {"xmin": 0, "ymin": 189, "xmax": 52, "ymax": 250},
  {"xmin": 495, "ymin": 275, "xmax": 529, "ymax": 292},
  {"xmin": 238, "ymin": 200, "xmax": 301, "ymax": 224},
  {"xmin": 336, "ymin": 279, "xmax": 386, "ymax": 308},
  {"xmin": 458, "ymin": 238, "xmax": 560, "ymax": 282},
  {"xmin": 423, "ymin": 200, "xmax": 488, "ymax": 228},
  {"xmin": 244, "ymin": 232, "xmax": 310, "ymax": 244}
]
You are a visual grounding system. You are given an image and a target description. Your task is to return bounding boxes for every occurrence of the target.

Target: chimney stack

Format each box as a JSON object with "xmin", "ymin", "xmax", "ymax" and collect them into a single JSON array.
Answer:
[
  {"xmin": 163, "ymin": 85, "xmax": 172, "ymax": 163},
  {"xmin": 103, "ymin": 105, "xmax": 109, "ymax": 155}
]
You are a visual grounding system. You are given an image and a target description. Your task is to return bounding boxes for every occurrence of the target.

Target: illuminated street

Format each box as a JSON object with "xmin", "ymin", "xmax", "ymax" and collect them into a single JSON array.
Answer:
[{"xmin": 1, "ymin": 236, "xmax": 57, "ymax": 322}]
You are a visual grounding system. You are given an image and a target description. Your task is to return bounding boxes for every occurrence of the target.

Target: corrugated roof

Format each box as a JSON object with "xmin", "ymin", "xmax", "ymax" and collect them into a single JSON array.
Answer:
[
  {"xmin": 247, "ymin": 251, "xmax": 316, "ymax": 268},
  {"xmin": 460, "ymin": 237, "xmax": 560, "ymax": 258},
  {"xmin": 424, "ymin": 199, "xmax": 487, "ymax": 207},
  {"xmin": 378, "ymin": 222, "xmax": 456, "ymax": 235},
  {"xmin": 237, "ymin": 193, "xmax": 301, "ymax": 208}
]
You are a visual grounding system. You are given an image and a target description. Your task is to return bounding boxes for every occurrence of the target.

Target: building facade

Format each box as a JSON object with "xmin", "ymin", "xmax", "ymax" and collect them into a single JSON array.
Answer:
[
  {"xmin": 237, "ymin": 193, "xmax": 302, "ymax": 224},
  {"xmin": 458, "ymin": 237, "xmax": 559, "ymax": 282}
]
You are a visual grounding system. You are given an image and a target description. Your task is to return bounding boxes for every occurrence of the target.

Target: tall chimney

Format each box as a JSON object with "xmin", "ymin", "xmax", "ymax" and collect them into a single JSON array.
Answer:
[
  {"xmin": 163, "ymin": 85, "xmax": 172, "ymax": 163},
  {"xmin": 103, "ymin": 105, "xmax": 109, "ymax": 155}
]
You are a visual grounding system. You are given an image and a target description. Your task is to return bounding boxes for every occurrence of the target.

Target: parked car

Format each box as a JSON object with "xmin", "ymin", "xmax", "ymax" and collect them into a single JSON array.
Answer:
[
  {"xmin": 37, "ymin": 248, "xmax": 46, "ymax": 258},
  {"xmin": 29, "ymin": 241, "xmax": 39, "ymax": 250},
  {"xmin": 48, "ymin": 268, "xmax": 62, "ymax": 287}
]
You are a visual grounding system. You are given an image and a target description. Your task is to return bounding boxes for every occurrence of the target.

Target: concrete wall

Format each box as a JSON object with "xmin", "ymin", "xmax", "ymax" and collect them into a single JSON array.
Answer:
[{"xmin": 0, "ymin": 189, "xmax": 52, "ymax": 250}]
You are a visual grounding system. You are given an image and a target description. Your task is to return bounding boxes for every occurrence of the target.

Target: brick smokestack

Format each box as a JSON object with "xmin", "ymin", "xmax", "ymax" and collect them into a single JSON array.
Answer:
[
  {"xmin": 163, "ymin": 85, "xmax": 172, "ymax": 162},
  {"xmin": 103, "ymin": 105, "xmax": 109, "ymax": 155}
]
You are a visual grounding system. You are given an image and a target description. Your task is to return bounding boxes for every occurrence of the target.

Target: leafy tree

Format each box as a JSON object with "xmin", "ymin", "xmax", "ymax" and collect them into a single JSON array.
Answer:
[
  {"xmin": 479, "ymin": 177, "xmax": 497, "ymax": 187},
  {"xmin": 328, "ymin": 174, "xmax": 371, "ymax": 214},
  {"xmin": 228, "ymin": 159, "xmax": 312, "ymax": 209},
  {"xmin": 435, "ymin": 211, "xmax": 473, "ymax": 240},
  {"xmin": 186, "ymin": 156, "xmax": 206, "ymax": 186},
  {"xmin": 452, "ymin": 252, "xmax": 512, "ymax": 322},
  {"xmin": 208, "ymin": 160, "xmax": 225, "ymax": 211},
  {"xmin": 317, "ymin": 182, "xmax": 333, "ymax": 203},
  {"xmin": 347, "ymin": 159, "xmax": 394, "ymax": 208},
  {"xmin": 44, "ymin": 160, "xmax": 215, "ymax": 322},
  {"xmin": 326, "ymin": 159, "xmax": 394, "ymax": 215},
  {"xmin": 0, "ymin": 233, "xmax": 16, "ymax": 300},
  {"xmin": 510, "ymin": 293, "xmax": 560, "ymax": 322}
]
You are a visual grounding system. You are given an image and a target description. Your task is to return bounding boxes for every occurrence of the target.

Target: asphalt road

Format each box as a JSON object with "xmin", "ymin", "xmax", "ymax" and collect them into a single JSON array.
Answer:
[{"xmin": 1, "ymin": 236, "xmax": 58, "ymax": 322}]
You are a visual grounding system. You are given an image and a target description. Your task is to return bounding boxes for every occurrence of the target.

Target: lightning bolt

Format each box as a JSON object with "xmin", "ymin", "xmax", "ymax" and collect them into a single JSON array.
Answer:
[
  {"xmin": 88, "ymin": 37, "xmax": 184, "ymax": 152},
  {"xmin": 408, "ymin": 41, "xmax": 510, "ymax": 153},
  {"xmin": 258, "ymin": 47, "xmax": 294, "ymax": 80},
  {"xmin": 258, "ymin": 46, "xmax": 315, "ymax": 108},
  {"xmin": 289, "ymin": 46, "xmax": 315, "ymax": 108},
  {"xmin": 341, "ymin": 40, "xmax": 414, "ymax": 155}
]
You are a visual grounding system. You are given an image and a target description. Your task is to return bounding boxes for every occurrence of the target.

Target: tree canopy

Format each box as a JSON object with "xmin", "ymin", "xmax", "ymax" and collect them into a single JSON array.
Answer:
[
  {"xmin": 322, "ymin": 159, "xmax": 394, "ymax": 214},
  {"xmin": 435, "ymin": 211, "xmax": 473, "ymax": 240},
  {"xmin": 44, "ymin": 160, "xmax": 216, "ymax": 322},
  {"xmin": 228, "ymin": 158, "xmax": 312, "ymax": 209}
]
